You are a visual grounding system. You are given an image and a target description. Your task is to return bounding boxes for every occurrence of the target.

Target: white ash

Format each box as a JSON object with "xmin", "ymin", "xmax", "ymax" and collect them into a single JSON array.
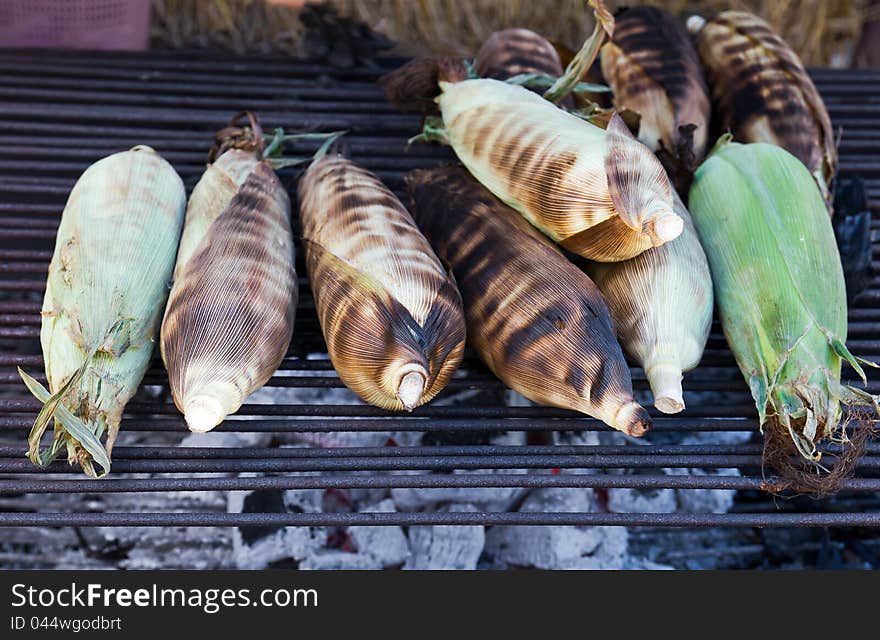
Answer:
[
  {"xmin": 246, "ymin": 382, "xmax": 424, "ymax": 449},
  {"xmin": 554, "ymin": 429, "xmax": 601, "ymax": 447},
  {"xmin": 348, "ymin": 499, "xmax": 411, "ymax": 568},
  {"xmin": 391, "ymin": 430, "xmax": 528, "ymax": 511},
  {"xmin": 345, "ymin": 477, "xmax": 393, "ymax": 508},
  {"xmin": 162, "ymin": 431, "xmax": 275, "ymax": 505},
  {"xmin": 608, "ymin": 485, "xmax": 679, "ymax": 514},
  {"xmin": 670, "ymin": 467, "xmax": 742, "ymax": 514},
  {"xmin": 228, "ymin": 486, "xmax": 327, "ymax": 570},
  {"xmin": 180, "ymin": 429, "xmax": 270, "ymax": 450},
  {"xmin": 391, "ymin": 470, "xmax": 525, "ymax": 512},
  {"xmin": 300, "ymin": 551, "xmax": 383, "ymax": 570},
  {"xmin": 484, "ymin": 487, "xmax": 629, "ymax": 570},
  {"xmin": 404, "ymin": 504, "xmax": 485, "ymax": 570},
  {"xmin": 491, "ymin": 430, "xmax": 528, "ymax": 446}
]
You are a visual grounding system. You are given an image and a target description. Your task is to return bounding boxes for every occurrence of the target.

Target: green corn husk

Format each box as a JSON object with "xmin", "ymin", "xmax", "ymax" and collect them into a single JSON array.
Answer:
[
  {"xmin": 688, "ymin": 138, "xmax": 878, "ymax": 480},
  {"xmin": 19, "ymin": 146, "xmax": 186, "ymax": 477}
]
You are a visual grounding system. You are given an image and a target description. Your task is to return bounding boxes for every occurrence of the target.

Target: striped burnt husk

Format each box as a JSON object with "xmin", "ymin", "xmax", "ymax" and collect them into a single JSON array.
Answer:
[
  {"xmin": 475, "ymin": 28, "xmax": 567, "ymax": 80},
  {"xmin": 407, "ymin": 166, "xmax": 651, "ymax": 437},
  {"xmin": 161, "ymin": 160, "xmax": 297, "ymax": 433},
  {"xmin": 173, "ymin": 149, "xmax": 261, "ymax": 279},
  {"xmin": 437, "ymin": 79, "xmax": 680, "ymax": 262},
  {"xmin": 298, "ymin": 155, "xmax": 465, "ymax": 411},
  {"xmin": 600, "ymin": 6, "xmax": 710, "ymax": 192},
  {"xmin": 474, "ymin": 28, "xmax": 575, "ymax": 109},
  {"xmin": 689, "ymin": 10, "xmax": 836, "ymax": 207}
]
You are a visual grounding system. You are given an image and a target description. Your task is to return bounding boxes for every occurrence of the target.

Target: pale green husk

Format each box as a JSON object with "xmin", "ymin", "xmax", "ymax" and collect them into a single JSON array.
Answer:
[
  {"xmin": 19, "ymin": 146, "xmax": 186, "ymax": 477},
  {"xmin": 688, "ymin": 138, "xmax": 878, "ymax": 461}
]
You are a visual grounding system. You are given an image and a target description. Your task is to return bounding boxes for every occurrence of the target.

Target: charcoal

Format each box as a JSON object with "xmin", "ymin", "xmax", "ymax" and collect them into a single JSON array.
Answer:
[
  {"xmin": 404, "ymin": 504, "xmax": 485, "ymax": 570},
  {"xmin": 348, "ymin": 500, "xmax": 411, "ymax": 568}
]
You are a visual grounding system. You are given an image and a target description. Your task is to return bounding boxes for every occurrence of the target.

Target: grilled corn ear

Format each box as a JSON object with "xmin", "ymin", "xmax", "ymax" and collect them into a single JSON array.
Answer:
[
  {"xmin": 407, "ymin": 166, "xmax": 651, "ymax": 437},
  {"xmin": 475, "ymin": 28, "xmax": 567, "ymax": 81},
  {"xmin": 382, "ymin": 56, "xmax": 681, "ymax": 262},
  {"xmin": 298, "ymin": 155, "xmax": 465, "ymax": 410},
  {"xmin": 173, "ymin": 148, "xmax": 261, "ymax": 279},
  {"xmin": 586, "ymin": 189, "xmax": 713, "ymax": 413},
  {"xmin": 474, "ymin": 28, "xmax": 576, "ymax": 109},
  {"xmin": 19, "ymin": 146, "xmax": 186, "ymax": 476},
  {"xmin": 161, "ymin": 149, "xmax": 296, "ymax": 434},
  {"xmin": 688, "ymin": 139, "xmax": 877, "ymax": 471},
  {"xmin": 600, "ymin": 6, "xmax": 710, "ymax": 192},
  {"xmin": 438, "ymin": 79, "xmax": 680, "ymax": 261},
  {"xmin": 689, "ymin": 10, "xmax": 836, "ymax": 206}
]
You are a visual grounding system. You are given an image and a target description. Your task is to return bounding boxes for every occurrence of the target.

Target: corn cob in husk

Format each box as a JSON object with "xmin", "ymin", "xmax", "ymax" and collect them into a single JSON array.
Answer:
[
  {"xmin": 19, "ymin": 146, "xmax": 186, "ymax": 477},
  {"xmin": 172, "ymin": 148, "xmax": 260, "ymax": 281},
  {"xmin": 474, "ymin": 28, "xmax": 577, "ymax": 109},
  {"xmin": 161, "ymin": 115, "xmax": 298, "ymax": 434},
  {"xmin": 688, "ymin": 10, "xmax": 836, "ymax": 207},
  {"xmin": 407, "ymin": 166, "xmax": 651, "ymax": 437},
  {"xmin": 475, "ymin": 28, "xmax": 567, "ymax": 81},
  {"xmin": 688, "ymin": 139, "xmax": 877, "ymax": 479},
  {"xmin": 600, "ymin": 6, "xmax": 710, "ymax": 193},
  {"xmin": 586, "ymin": 189, "xmax": 713, "ymax": 414},
  {"xmin": 440, "ymin": 80, "xmax": 680, "ymax": 262},
  {"xmin": 383, "ymin": 59, "xmax": 680, "ymax": 262},
  {"xmin": 298, "ymin": 155, "xmax": 465, "ymax": 411}
]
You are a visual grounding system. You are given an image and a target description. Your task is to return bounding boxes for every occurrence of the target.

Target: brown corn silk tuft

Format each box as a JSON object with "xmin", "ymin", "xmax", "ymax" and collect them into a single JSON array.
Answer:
[
  {"xmin": 298, "ymin": 155, "xmax": 465, "ymax": 411},
  {"xmin": 378, "ymin": 56, "xmax": 453, "ymax": 114},
  {"xmin": 690, "ymin": 10, "xmax": 837, "ymax": 207},
  {"xmin": 600, "ymin": 6, "xmax": 710, "ymax": 194},
  {"xmin": 161, "ymin": 117, "xmax": 297, "ymax": 434},
  {"xmin": 378, "ymin": 56, "xmax": 469, "ymax": 113},
  {"xmin": 406, "ymin": 166, "xmax": 651, "ymax": 437},
  {"xmin": 762, "ymin": 410, "xmax": 876, "ymax": 496}
]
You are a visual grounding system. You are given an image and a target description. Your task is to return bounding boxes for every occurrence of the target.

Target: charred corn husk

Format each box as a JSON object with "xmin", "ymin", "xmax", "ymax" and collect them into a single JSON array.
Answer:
[
  {"xmin": 586, "ymin": 190, "xmax": 713, "ymax": 414},
  {"xmin": 688, "ymin": 10, "xmax": 836, "ymax": 206},
  {"xmin": 475, "ymin": 28, "xmax": 567, "ymax": 81},
  {"xmin": 600, "ymin": 6, "xmax": 710, "ymax": 192},
  {"xmin": 383, "ymin": 58, "xmax": 681, "ymax": 262},
  {"xmin": 439, "ymin": 80, "xmax": 680, "ymax": 262},
  {"xmin": 474, "ymin": 28, "xmax": 576, "ymax": 109},
  {"xmin": 298, "ymin": 155, "xmax": 465, "ymax": 410},
  {"xmin": 407, "ymin": 166, "xmax": 651, "ymax": 437},
  {"xmin": 172, "ymin": 148, "xmax": 261, "ymax": 280},
  {"xmin": 161, "ymin": 117, "xmax": 297, "ymax": 434},
  {"xmin": 688, "ymin": 139, "xmax": 877, "ymax": 467},
  {"xmin": 19, "ymin": 146, "xmax": 185, "ymax": 476}
]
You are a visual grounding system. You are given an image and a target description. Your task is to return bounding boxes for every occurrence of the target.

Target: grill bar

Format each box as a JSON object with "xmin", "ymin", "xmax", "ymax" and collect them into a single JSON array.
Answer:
[
  {"xmin": 3, "ymin": 512, "xmax": 879, "ymax": 528},
  {"xmin": 2, "ymin": 474, "xmax": 879, "ymax": 494},
  {"xmin": 0, "ymin": 416, "xmax": 761, "ymax": 433},
  {"xmin": 0, "ymin": 454, "xmax": 851, "ymax": 474}
]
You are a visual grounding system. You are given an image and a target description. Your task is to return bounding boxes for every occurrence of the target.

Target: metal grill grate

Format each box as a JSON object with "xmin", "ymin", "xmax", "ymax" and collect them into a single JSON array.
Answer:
[{"xmin": 0, "ymin": 49, "xmax": 879, "ymax": 528}]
